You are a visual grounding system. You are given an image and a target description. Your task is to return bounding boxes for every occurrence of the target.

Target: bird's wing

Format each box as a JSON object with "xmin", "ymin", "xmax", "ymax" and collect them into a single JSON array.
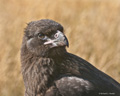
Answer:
[
  {"xmin": 45, "ymin": 76, "xmax": 95, "ymax": 96},
  {"xmin": 55, "ymin": 76, "xmax": 95, "ymax": 96},
  {"xmin": 45, "ymin": 76, "xmax": 120, "ymax": 96}
]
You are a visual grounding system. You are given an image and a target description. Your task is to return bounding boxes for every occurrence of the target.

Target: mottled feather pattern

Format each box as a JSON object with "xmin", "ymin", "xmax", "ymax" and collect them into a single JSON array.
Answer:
[
  {"xmin": 21, "ymin": 45, "xmax": 55, "ymax": 96},
  {"xmin": 55, "ymin": 77, "xmax": 94, "ymax": 96}
]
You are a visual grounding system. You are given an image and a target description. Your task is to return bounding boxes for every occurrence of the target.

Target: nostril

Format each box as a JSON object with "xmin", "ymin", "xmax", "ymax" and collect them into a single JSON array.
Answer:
[{"xmin": 54, "ymin": 33, "xmax": 59, "ymax": 38}]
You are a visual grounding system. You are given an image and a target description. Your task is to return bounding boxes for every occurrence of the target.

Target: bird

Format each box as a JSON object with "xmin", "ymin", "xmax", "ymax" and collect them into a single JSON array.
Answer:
[{"xmin": 21, "ymin": 19, "xmax": 120, "ymax": 96}]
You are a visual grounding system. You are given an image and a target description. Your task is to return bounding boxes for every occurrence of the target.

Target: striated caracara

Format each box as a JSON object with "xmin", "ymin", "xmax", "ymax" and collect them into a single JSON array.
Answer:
[{"xmin": 21, "ymin": 19, "xmax": 120, "ymax": 96}]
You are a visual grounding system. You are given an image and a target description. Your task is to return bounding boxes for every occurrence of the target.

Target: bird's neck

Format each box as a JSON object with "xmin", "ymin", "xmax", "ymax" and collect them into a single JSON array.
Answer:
[
  {"xmin": 21, "ymin": 52, "xmax": 58, "ymax": 96},
  {"xmin": 21, "ymin": 45, "xmax": 68, "ymax": 96}
]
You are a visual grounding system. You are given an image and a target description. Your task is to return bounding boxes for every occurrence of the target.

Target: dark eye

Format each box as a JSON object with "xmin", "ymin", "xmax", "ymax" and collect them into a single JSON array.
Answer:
[
  {"xmin": 27, "ymin": 35, "xmax": 33, "ymax": 39},
  {"xmin": 38, "ymin": 33, "xmax": 46, "ymax": 40}
]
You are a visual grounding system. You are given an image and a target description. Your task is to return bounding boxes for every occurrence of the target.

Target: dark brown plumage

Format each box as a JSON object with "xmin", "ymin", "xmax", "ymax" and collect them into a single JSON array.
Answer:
[{"xmin": 21, "ymin": 19, "xmax": 120, "ymax": 96}]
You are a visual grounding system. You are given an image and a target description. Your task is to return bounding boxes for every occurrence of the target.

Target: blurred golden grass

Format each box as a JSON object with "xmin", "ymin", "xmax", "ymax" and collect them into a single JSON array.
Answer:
[{"xmin": 0, "ymin": 0, "xmax": 120, "ymax": 96}]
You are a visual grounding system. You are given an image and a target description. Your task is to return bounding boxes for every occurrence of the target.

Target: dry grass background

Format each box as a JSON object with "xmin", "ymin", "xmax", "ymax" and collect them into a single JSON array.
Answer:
[{"xmin": 0, "ymin": 0, "xmax": 120, "ymax": 96}]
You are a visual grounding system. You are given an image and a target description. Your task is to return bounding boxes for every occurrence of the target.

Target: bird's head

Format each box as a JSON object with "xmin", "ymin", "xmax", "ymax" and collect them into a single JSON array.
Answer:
[{"xmin": 22, "ymin": 19, "xmax": 69, "ymax": 57}]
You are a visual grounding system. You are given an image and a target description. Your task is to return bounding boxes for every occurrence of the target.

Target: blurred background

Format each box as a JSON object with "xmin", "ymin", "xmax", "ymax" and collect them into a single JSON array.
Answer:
[{"xmin": 0, "ymin": 0, "xmax": 120, "ymax": 96}]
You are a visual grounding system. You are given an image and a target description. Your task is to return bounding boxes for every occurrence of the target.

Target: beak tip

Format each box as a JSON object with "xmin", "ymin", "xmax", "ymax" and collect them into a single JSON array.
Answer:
[
  {"xmin": 66, "ymin": 41, "xmax": 69, "ymax": 48},
  {"xmin": 64, "ymin": 36, "xmax": 69, "ymax": 48},
  {"xmin": 67, "ymin": 45, "xmax": 69, "ymax": 48}
]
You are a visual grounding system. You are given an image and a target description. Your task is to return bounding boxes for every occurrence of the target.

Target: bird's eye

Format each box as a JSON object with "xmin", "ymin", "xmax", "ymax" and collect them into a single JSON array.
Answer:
[
  {"xmin": 27, "ymin": 35, "xmax": 33, "ymax": 39},
  {"xmin": 38, "ymin": 33, "xmax": 46, "ymax": 40}
]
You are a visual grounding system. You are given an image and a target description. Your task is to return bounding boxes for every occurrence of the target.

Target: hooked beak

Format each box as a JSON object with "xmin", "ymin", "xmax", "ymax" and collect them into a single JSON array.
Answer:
[{"xmin": 44, "ymin": 30, "xmax": 69, "ymax": 48}]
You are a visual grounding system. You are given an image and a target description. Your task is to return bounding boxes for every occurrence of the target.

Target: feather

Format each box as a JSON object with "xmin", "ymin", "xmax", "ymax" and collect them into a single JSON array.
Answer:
[{"xmin": 21, "ymin": 19, "xmax": 120, "ymax": 96}]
